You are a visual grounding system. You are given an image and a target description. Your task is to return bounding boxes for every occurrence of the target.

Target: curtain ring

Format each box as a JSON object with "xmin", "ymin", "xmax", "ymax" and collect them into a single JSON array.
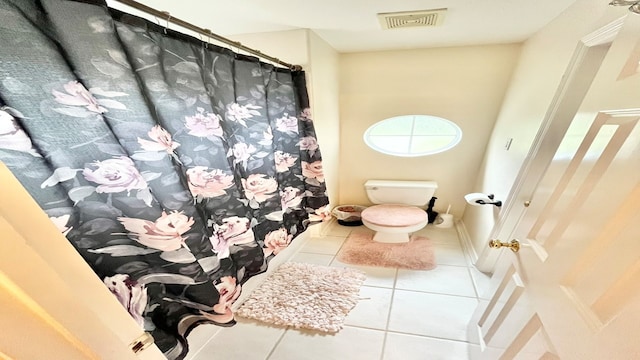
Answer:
[
  {"xmin": 160, "ymin": 11, "xmax": 171, "ymax": 34},
  {"xmin": 198, "ymin": 32, "xmax": 206, "ymax": 50},
  {"xmin": 203, "ymin": 29, "xmax": 211, "ymax": 49}
]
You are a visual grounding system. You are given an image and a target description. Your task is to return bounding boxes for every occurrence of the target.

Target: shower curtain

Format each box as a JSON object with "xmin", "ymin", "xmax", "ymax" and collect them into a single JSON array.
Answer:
[{"xmin": 0, "ymin": 0, "xmax": 329, "ymax": 358}]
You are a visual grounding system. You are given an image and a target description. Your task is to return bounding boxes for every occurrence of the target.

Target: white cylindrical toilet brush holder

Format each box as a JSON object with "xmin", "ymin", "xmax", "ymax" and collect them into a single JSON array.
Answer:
[{"xmin": 435, "ymin": 204, "xmax": 454, "ymax": 228}]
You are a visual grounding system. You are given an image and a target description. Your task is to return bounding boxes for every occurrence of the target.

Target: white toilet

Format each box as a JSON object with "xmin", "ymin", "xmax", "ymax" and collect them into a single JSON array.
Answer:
[{"xmin": 361, "ymin": 180, "xmax": 438, "ymax": 243}]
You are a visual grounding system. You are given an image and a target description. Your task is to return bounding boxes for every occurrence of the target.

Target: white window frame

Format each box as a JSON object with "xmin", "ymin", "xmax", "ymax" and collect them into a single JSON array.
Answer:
[{"xmin": 363, "ymin": 115, "xmax": 463, "ymax": 157}]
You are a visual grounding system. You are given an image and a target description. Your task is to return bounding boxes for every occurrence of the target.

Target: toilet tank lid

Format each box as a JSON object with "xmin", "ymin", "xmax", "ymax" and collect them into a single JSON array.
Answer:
[{"xmin": 364, "ymin": 180, "xmax": 438, "ymax": 189}]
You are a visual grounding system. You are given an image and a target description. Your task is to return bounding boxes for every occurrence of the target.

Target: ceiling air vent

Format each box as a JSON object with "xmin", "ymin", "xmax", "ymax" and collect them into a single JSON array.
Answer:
[{"xmin": 378, "ymin": 8, "xmax": 447, "ymax": 30}]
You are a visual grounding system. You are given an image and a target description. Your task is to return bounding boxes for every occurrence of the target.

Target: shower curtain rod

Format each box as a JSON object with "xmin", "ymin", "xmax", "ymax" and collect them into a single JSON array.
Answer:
[{"xmin": 111, "ymin": 0, "xmax": 301, "ymax": 70}]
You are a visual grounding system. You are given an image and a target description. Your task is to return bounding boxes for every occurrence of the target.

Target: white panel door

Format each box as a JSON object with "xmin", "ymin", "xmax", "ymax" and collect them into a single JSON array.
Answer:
[{"xmin": 469, "ymin": 14, "xmax": 640, "ymax": 360}]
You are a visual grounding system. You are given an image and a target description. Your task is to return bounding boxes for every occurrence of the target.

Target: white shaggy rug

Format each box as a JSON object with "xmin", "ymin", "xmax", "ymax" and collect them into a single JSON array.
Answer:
[{"xmin": 235, "ymin": 262, "xmax": 366, "ymax": 332}]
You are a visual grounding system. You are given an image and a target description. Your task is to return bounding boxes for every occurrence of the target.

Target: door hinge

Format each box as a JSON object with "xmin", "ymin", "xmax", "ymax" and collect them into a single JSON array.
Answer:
[{"xmin": 130, "ymin": 332, "xmax": 154, "ymax": 354}]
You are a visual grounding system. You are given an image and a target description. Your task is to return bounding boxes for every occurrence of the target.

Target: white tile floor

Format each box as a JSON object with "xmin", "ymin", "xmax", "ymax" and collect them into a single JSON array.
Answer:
[{"xmin": 186, "ymin": 220, "xmax": 489, "ymax": 360}]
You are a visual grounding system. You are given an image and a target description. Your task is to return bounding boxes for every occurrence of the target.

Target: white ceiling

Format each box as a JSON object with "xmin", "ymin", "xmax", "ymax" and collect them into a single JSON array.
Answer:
[{"xmin": 119, "ymin": 0, "xmax": 580, "ymax": 53}]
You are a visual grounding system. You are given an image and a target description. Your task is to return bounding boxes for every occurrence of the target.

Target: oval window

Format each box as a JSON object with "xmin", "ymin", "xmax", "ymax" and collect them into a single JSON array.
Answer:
[{"xmin": 363, "ymin": 115, "xmax": 462, "ymax": 157}]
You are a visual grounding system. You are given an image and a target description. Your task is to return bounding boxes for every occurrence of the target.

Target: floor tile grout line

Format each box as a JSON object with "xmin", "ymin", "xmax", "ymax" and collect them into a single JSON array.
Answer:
[
  {"xmin": 341, "ymin": 323, "xmax": 389, "ymax": 332},
  {"xmin": 380, "ymin": 269, "xmax": 399, "ymax": 360},
  {"xmin": 404, "ymin": 262, "xmax": 478, "ymax": 269},
  {"xmin": 391, "ymin": 267, "xmax": 399, "ymax": 289},
  {"xmin": 337, "ymin": 232, "xmax": 395, "ymax": 357},
  {"xmin": 187, "ymin": 327, "xmax": 224, "ymax": 360},
  {"xmin": 357, "ymin": 284, "xmax": 397, "ymax": 290},
  {"xmin": 393, "ymin": 287, "xmax": 480, "ymax": 300},
  {"xmin": 332, "ymin": 231, "xmax": 350, "ymax": 257},
  {"xmin": 298, "ymin": 231, "xmax": 349, "ymax": 257},
  {"xmin": 379, "ymin": 331, "xmax": 388, "ymax": 360},
  {"xmin": 265, "ymin": 327, "xmax": 289, "ymax": 360},
  {"xmin": 384, "ymin": 328, "xmax": 474, "ymax": 344}
]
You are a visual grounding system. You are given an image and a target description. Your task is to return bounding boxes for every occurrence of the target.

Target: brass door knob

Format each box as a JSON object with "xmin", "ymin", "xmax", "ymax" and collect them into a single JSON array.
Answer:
[{"xmin": 489, "ymin": 239, "xmax": 520, "ymax": 253}]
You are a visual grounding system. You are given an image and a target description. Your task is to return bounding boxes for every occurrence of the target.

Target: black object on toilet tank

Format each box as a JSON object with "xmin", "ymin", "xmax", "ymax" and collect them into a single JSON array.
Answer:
[{"xmin": 426, "ymin": 197, "xmax": 439, "ymax": 224}]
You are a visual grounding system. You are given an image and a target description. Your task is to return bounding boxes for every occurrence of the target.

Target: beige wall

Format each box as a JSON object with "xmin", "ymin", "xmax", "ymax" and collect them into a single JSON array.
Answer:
[
  {"xmin": 305, "ymin": 31, "xmax": 341, "ymax": 207},
  {"xmin": 231, "ymin": 30, "xmax": 341, "ymax": 207},
  {"xmin": 338, "ymin": 45, "xmax": 521, "ymax": 218},
  {"xmin": 231, "ymin": 29, "xmax": 309, "ymax": 67},
  {"xmin": 462, "ymin": 0, "xmax": 626, "ymax": 257}
]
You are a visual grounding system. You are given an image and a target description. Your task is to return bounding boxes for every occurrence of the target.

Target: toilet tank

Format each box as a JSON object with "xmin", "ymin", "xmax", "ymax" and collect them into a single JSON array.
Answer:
[{"xmin": 364, "ymin": 180, "xmax": 438, "ymax": 207}]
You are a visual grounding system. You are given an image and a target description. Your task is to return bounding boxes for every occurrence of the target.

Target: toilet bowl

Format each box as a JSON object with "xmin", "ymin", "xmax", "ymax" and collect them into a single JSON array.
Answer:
[{"xmin": 362, "ymin": 180, "xmax": 438, "ymax": 243}]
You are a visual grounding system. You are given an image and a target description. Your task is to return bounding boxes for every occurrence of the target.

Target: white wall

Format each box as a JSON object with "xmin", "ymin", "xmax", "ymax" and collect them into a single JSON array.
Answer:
[
  {"xmin": 338, "ymin": 45, "xmax": 521, "ymax": 218},
  {"xmin": 462, "ymin": 0, "xmax": 629, "ymax": 258}
]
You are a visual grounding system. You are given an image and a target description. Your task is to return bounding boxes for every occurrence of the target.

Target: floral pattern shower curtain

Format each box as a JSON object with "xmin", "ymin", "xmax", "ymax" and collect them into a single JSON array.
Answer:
[{"xmin": 0, "ymin": 0, "xmax": 329, "ymax": 358}]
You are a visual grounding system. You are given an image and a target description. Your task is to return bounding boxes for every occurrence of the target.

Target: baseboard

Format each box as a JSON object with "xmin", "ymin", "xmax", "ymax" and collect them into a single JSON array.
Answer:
[
  {"xmin": 455, "ymin": 220, "xmax": 479, "ymax": 266},
  {"xmin": 318, "ymin": 216, "xmax": 337, "ymax": 237}
]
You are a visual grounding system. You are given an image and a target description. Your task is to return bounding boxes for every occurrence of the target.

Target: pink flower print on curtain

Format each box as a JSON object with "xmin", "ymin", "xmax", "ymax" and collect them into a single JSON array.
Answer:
[
  {"xmin": 103, "ymin": 274, "xmax": 148, "ymax": 327},
  {"xmin": 274, "ymin": 151, "xmax": 296, "ymax": 173},
  {"xmin": 83, "ymin": 156, "xmax": 148, "ymax": 194},
  {"xmin": 52, "ymin": 81, "xmax": 127, "ymax": 117},
  {"xmin": 212, "ymin": 276, "xmax": 241, "ymax": 314},
  {"xmin": 296, "ymin": 136, "xmax": 319, "ymax": 156},
  {"xmin": 210, "ymin": 216, "xmax": 255, "ymax": 258},
  {"xmin": 301, "ymin": 160, "xmax": 325, "ymax": 182},
  {"xmin": 300, "ymin": 107, "xmax": 312, "ymax": 120},
  {"xmin": 241, "ymin": 173, "xmax": 277, "ymax": 208},
  {"xmin": 184, "ymin": 107, "xmax": 224, "ymax": 138},
  {"xmin": 280, "ymin": 186, "xmax": 303, "ymax": 211},
  {"xmin": 186, "ymin": 166, "xmax": 234, "ymax": 198},
  {"xmin": 225, "ymin": 102, "xmax": 261, "ymax": 127},
  {"xmin": 53, "ymin": 80, "xmax": 106, "ymax": 113},
  {"xmin": 275, "ymin": 114, "xmax": 299, "ymax": 134},
  {"xmin": 263, "ymin": 228, "xmax": 292, "ymax": 256},
  {"xmin": 228, "ymin": 142, "xmax": 256, "ymax": 168},
  {"xmin": 0, "ymin": 108, "xmax": 41, "ymax": 157},
  {"xmin": 118, "ymin": 211, "xmax": 195, "ymax": 251},
  {"xmin": 258, "ymin": 126, "xmax": 273, "ymax": 146},
  {"xmin": 308, "ymin": 205, "xmax": 332, "ymax": 222},
  {"xmin": 137, "ymin": 125, "xmax": 180, "ymax": 153}
]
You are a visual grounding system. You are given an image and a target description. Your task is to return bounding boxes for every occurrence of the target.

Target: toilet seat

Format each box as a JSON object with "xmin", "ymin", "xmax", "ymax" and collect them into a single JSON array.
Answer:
[
  {"xmin": 361, "ymin": 204, "xmax": 427, "ymax": 227},
  {"xmin": 361, "ymin": 204, "xmax": 428, "ymax": 243}
]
